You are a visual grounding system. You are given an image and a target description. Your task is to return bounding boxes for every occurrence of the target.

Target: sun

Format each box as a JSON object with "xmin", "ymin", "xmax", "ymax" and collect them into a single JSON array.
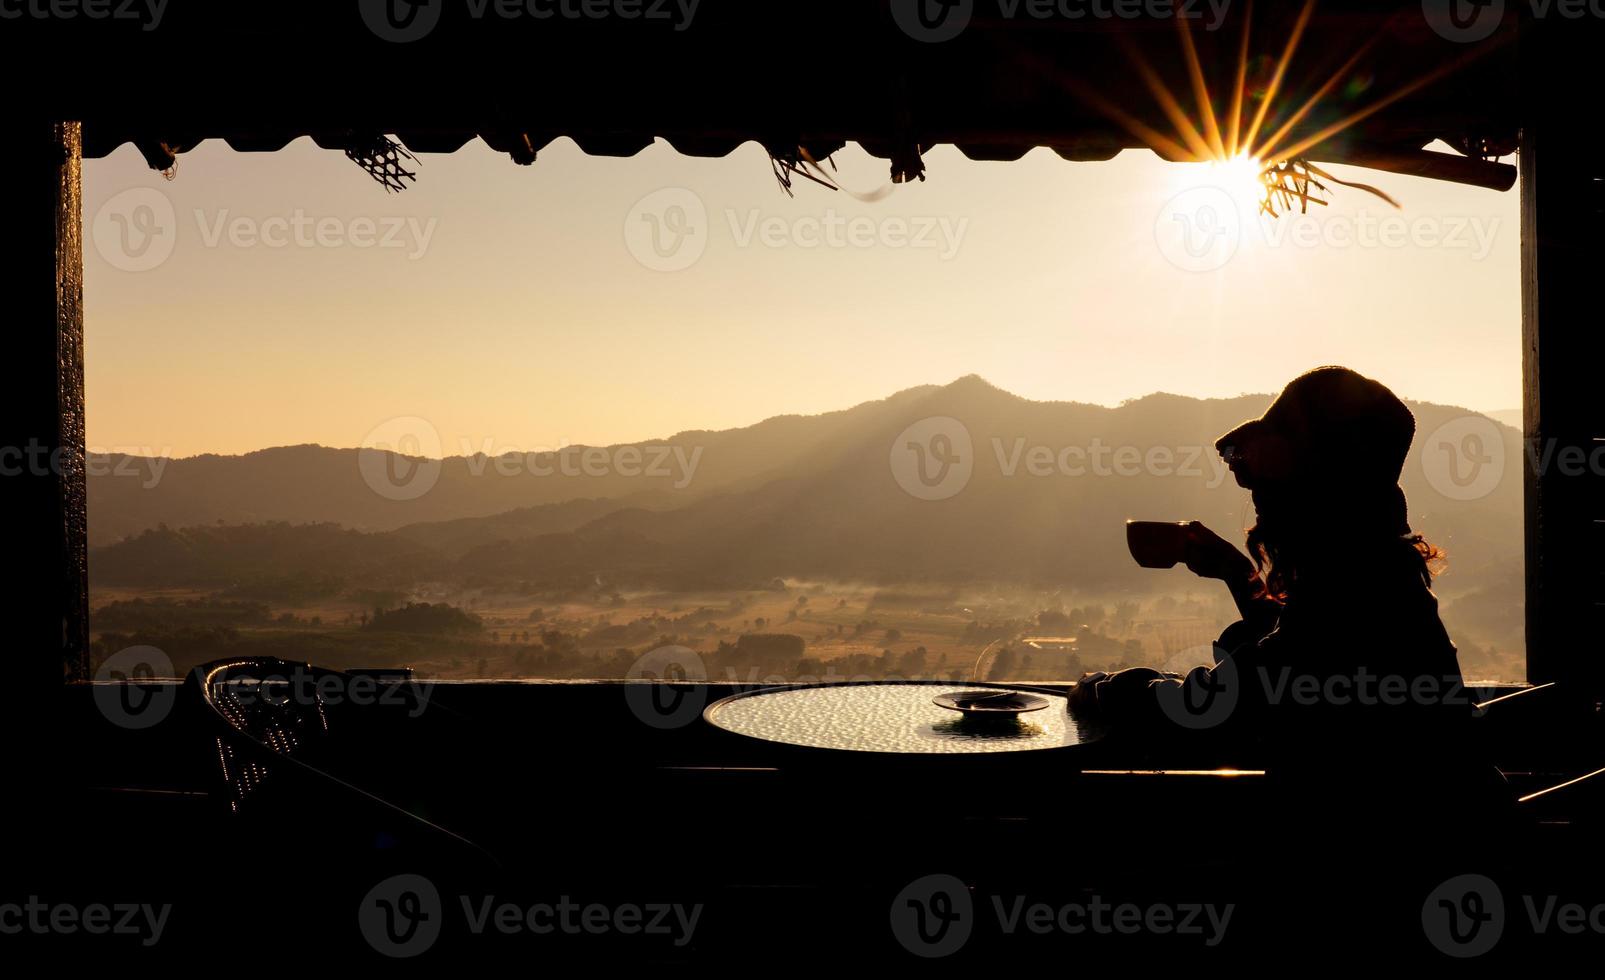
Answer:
[{"xmin": 1206, "ymin": 153, "xmax": 1267, "ymax": 213}]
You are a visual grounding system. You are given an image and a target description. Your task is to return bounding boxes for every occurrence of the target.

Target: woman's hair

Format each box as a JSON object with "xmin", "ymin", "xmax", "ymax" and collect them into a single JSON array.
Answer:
[{"xmin": 1245, "ymin": 484, "xmax": 1444, "ymax": 602}]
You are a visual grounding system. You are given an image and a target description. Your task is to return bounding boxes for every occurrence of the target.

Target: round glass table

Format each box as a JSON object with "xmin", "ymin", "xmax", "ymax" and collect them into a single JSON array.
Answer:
[{"xmin": 703, "ymin": 682, "xmax": 1088, "ymax": 754}]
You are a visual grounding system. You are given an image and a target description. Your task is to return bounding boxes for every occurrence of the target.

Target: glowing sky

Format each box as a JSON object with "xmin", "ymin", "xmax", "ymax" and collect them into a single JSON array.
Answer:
[{"xmin": 83, "ymin": 138, "xmax": 1519, "ymax": 458}]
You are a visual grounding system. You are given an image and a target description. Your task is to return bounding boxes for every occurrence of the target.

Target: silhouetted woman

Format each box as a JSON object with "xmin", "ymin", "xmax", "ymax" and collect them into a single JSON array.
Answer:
[
  {"xmin": 1066, "ymin": 366, "xmax": 1513, "ymax": 955},
  {"xmin": 1071, "ymin": 367, "xmax": 1499, "ymax": 826}
]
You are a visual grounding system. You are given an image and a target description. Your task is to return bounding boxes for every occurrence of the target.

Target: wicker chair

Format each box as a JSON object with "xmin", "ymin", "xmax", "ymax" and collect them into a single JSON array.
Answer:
[{"xmin": 190, "ymin": 658, "xmax": 492, "ymax": 863}]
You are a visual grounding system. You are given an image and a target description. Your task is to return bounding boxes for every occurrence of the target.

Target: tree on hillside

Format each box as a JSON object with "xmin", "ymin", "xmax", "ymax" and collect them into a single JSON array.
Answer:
[
  {"xmin": 986, "ymin": 646, "xmax": 1017, "ymax": 681},
  {"xmin": 364, "ymin": 602, "xmax": 483, "ymax": 635}
]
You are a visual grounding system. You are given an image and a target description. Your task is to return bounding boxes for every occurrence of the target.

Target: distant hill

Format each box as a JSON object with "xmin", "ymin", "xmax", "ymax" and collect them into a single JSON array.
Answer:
[
  {"xmin": 1485, "ymin": 409, "xmax": 1522, "ymax": 430},
  {"xmin": 86, "ymin": 384, "xmax": 938, "ymax": 545},
  {"xmin": 90, "ymin": 377, "xmax": 1524, "ymax": 598}
]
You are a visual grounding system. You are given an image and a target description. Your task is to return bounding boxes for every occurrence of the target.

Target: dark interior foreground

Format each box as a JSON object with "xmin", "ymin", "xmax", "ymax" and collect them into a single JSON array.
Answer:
[
  {"xmin": 35, "ymin": 670, "xmax": 1605, "ymax": 964},
  {"xmin": 6, "ymin": 0, "xmax": 1605, "ymax": 965}
]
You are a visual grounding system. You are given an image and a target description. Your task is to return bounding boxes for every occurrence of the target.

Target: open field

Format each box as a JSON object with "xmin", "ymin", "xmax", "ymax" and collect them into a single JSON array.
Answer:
[
  {"xmin": 90, "ymin": 581, "xmax": 1239, "ymax": 681},
  {"xmin": 89, "ymin": 574, "xmax": 1524, "ymax": 684}
]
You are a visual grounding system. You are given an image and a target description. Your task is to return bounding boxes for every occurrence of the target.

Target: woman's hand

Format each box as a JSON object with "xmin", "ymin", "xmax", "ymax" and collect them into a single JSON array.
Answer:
[
  {"xmin": 1181, "ymin": 521, "xmax": 1255, "ymax": 583},
  {"xmin": 1184, "ymin": 522, "xmax": 1281, "ymax": 627},
  {"xmin": 1068, "ymin": 668, "xmax": 1184, "ymax": 728}
]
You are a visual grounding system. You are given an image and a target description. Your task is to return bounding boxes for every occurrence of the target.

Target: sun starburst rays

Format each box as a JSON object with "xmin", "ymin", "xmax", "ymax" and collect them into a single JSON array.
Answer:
[
  {"xmin": 1089, "ymin": 0, "xmax": 1447, "ymax": 215},
  {"xmin": 1237, "ymin": 0, "xmax": 1317, "ymax": 171}
]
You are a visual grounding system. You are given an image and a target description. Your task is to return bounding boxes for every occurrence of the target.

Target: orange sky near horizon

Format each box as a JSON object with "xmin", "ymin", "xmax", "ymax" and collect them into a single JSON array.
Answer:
[{"xmin": 83, "ymin": 138, "xmax": 1520, "ymax": 459}]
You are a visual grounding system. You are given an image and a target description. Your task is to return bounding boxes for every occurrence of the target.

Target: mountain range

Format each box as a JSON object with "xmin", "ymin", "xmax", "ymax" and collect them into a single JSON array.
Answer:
[{"xmin": 89, "ymin": 376, "xmax": 1523, "ymax": 600}]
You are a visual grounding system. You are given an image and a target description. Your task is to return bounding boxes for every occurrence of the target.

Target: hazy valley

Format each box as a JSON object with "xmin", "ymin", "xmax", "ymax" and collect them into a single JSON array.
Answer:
[{"xmin": 89, "ymin": 377, "xmax": 1527, "ymax": 683}]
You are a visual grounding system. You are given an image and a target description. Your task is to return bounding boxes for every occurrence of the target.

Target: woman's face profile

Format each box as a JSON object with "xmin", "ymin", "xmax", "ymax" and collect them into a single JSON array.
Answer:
[{"xmin": 1217, "ymin": 424, "xmax": 1296, "ymax": 490}]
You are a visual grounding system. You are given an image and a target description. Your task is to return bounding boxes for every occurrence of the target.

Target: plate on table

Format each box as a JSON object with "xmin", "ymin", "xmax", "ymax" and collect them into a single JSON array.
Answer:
[{"xmin": 933, "ymin": 690, "xmax": 1052, "ymax": 716}]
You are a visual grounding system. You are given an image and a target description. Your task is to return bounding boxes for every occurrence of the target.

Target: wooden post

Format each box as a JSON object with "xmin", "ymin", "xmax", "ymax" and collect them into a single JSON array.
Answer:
[
  {"xmin": 0, "ymin": 123, "xmax": 89, "ymax": 693},
  {"xmin": 1520, "ymin": 16, "xmax": 1605, "ymax": 690}
]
